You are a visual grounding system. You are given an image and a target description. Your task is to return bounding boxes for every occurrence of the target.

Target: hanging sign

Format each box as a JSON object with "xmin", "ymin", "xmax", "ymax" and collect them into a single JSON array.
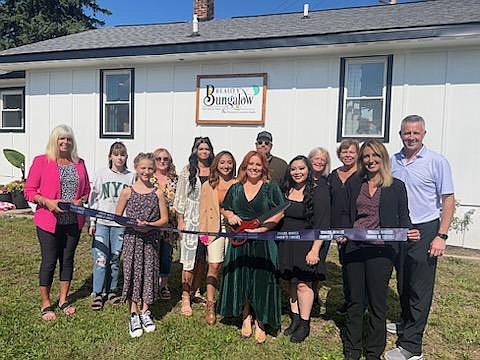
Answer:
[{"xmin": 196, "ymin": 73, "xmax": 267, "ymax": 125}]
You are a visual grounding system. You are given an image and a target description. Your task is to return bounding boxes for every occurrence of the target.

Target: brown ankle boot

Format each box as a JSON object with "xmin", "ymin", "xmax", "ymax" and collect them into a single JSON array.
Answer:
[{"xmin": 205, "ymin": 301, "xmax": 216, "ymax": 325}]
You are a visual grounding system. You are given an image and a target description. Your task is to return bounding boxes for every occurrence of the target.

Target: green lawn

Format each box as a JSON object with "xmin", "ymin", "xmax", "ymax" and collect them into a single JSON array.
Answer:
[{"xmin": 0, "ymin": 217, "xmax": 479, "ymax": 359}]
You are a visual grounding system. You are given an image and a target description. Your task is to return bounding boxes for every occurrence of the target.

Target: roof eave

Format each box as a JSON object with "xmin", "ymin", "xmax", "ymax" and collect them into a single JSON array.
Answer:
[{"xmin": 1, "ymin": 23, "xmax": 480, "ymax": 68}]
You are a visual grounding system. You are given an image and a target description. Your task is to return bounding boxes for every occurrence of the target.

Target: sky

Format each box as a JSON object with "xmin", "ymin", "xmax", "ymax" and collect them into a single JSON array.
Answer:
[{"xmin": 96, "ymin": 0, "xmax": 419, "ymax": 26}]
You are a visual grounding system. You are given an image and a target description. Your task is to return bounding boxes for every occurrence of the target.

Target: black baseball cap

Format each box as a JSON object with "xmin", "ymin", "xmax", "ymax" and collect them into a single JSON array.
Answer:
[{"xmin": 256, "ymin": 131, "xmax": 272, "ymax": 142}]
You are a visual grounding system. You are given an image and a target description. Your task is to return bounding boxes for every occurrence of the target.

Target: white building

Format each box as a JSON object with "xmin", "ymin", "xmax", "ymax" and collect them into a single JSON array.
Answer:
[{"xmin": 1, "ymin": 0, "xmax": 479, "ymax": 248}]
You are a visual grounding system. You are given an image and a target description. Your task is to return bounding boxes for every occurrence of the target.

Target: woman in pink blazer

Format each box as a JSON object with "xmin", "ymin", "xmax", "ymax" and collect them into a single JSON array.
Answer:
[{"xmin": 24, "ymin": 124, "xmax": 90, "ymax": 321}]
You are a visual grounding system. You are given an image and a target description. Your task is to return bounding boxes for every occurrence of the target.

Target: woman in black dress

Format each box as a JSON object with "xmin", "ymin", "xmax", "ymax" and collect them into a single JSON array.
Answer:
[
  {"xmin": 278, "ymin": 155, "xmax": 331, "ymax": 342},
  {"xmin": 327, "ymin": 139, "xmax": 360, "ymax": 315}
]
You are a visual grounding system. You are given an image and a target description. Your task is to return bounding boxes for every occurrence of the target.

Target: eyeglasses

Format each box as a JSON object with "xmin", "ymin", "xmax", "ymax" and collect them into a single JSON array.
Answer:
[
  {"xmin": 155, "ymin": 157, "xmax": 170, "ymax": 162},
  {"xmin": 256, "ymin": 140, "xmax": 271, "ymax": 146}
]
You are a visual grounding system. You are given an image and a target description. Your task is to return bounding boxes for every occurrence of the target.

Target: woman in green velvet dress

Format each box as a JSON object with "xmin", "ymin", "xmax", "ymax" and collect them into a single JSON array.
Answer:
[{"xmin": 218, "ymin": 150, "xmax": 285, "ymax": 344}]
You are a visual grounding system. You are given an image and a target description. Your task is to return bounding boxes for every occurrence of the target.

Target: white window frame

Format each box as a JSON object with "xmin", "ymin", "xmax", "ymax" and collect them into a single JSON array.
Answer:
[
  {"xmin": 100, "ymin": 68, "xmax": 134, "ymax": 139},
  {"xmin": 0, "ymin": 88, "xmax": 24, "ymax": 132},
  {"xmin": 337, "ymin": 55, "xmax": 393, "ymax": 142}
]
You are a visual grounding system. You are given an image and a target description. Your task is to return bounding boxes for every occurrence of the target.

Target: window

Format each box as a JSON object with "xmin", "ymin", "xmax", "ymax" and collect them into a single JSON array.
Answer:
[
  {"xmin": 0, "ymin": 88, "xmax": 24, "ymax": 132},
  {"xmin": 100, "ymin": 69, "xmax": 134, "ymax": 139},
  {"xmin": 337, "ymin": 55, "xmax": 393, "ymax": 142}
]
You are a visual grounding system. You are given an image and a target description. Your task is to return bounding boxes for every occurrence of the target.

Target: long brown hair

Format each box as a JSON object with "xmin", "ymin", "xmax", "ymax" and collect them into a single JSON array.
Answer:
[
  {"xmin": 108, "ymin": 142, "xmax": 128, "ymax": 169},
  {"xmin": 236, "ymin": 150, "xmax": 269, "ymax": 184},
  {"xmin": 209, "ymin": 151, "xmax": 236, "ymax": 189}
]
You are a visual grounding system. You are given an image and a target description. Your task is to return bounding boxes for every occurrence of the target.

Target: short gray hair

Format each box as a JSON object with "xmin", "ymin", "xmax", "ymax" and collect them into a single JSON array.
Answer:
[{"xmin": 400, "ymin": 115, "xmax": 425, "ymax": 132}]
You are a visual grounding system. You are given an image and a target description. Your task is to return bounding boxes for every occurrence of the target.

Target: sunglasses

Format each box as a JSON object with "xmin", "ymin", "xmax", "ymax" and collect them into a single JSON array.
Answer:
[
  {"xmin": 194, "ymin": 136, "xmax": 211, "ymax": 142},
  {"xmin": 256, "ymin": 140, "xmax": 271, "ymax": 146},
  {"xmin": 155, "ymin": 157, "xmax": 170, "ymax": 162}
]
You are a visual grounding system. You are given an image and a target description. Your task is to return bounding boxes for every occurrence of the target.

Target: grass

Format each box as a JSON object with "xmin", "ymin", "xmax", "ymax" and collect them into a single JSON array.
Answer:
[{"xmin": 0, "ymin": 217, "xmax": 479, "ymax": 359}]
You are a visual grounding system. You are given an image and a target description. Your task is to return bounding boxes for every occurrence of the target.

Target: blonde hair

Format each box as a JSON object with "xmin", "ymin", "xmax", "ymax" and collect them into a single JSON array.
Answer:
[
  {"xmin": 133, "ymin": 152, "xmax": 156, "ymax": 169},
  {"xmin": 358, "ymin": 139, "xmax": 393, "ymax": 187},
  {"xmin": 308, "ymin": 147, "xmax": 331, "ymax": 177},
  {"xmin": 153, "ymin": 147, "xmax": 177, "ymax": 180},
  {"xmin": 45, "ymin": 124, "xmax": 79, "ymax": 162}
]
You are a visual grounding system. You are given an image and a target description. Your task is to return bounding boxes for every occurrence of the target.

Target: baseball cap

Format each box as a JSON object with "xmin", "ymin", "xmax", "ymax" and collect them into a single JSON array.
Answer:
[{"xmin": 256, "ymin": 131, "xmax": 273, "ymax": 142}]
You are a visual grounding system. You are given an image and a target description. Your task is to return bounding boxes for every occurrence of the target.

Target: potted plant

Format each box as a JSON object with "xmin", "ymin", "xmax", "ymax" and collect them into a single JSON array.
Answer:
[
  {"xmin": 2, "ymin": 149, "xmax": 28, "ymax": 209},
  {"xmin": 0, "ymin": 184, "xmax": 12, "ymax": 203},
  {"xmin": 5, "ymin": 180, "xmax": 29, "ymax": 209},
  {"xmin": 3, "ymin": 148, "xmax": 25, "ymax": 181}
]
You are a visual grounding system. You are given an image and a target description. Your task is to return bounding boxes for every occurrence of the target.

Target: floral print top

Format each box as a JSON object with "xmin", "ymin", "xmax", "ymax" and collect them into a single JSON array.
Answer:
[{"xmin": 151, "ymin": 174, "xmax": 178, "ymax": 243}]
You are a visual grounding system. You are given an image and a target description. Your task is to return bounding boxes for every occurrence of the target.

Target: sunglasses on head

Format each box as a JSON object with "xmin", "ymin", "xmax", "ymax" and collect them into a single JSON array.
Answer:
[
  {"xmin": 155, "ymin": 157, "xmax": 170, "ymax": 162},
  {"xmin": 194, "ymin": 136, "xmax": 210, "ymax": 142},
  {"xmin": 256, "ymin": 140, "xmax": 271, "ymax": 146}
]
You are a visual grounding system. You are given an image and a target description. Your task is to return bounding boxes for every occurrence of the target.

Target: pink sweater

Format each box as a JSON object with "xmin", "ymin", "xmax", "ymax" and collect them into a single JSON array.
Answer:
[{"xmin": 24, "ymin": 154, "xmax": 91, "ymax": 233}]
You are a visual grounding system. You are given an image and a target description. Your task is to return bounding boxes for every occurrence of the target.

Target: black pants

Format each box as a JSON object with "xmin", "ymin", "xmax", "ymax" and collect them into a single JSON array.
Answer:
[
  {"xmin": 37, "ymin": 224, "xmax": 81, "ymax": 287},
  {"xmin": 343, "ymin": 245, "xmax": 396, "ymax": 360},
  {"xmin": 338, "ymin": 244, "xmax": 350, "ymax": 303},
  {"xmin": 397, "ymin": 219, "xmax": 439, "ymax": 355}
]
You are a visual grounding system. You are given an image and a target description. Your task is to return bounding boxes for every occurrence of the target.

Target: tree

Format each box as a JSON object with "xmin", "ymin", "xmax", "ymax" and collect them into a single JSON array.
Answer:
[{"xmin": 0, "ymin": 0, "xmax": 111, "ymax": 51}]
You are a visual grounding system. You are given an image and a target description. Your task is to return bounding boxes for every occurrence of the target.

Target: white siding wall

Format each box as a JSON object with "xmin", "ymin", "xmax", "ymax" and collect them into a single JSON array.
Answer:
[{"xmin": 1, "ymin": 47, "xmax": 479, "ymax": 248}]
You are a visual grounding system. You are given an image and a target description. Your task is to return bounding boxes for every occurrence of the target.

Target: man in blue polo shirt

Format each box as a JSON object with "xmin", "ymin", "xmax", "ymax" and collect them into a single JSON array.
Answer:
[{"xmin": 385, "ymin": 115, "xmax": 455, "ymax": 360}]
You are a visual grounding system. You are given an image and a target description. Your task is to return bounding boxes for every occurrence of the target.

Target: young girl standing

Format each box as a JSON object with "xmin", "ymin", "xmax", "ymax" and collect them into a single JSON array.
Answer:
[
  {"xmin": 116, "ymin": 153, "xmax": 168, "ymax": 338},
  {"xmin": 88, "ymin": 142, "xmax": 135, "ymax": 310}
]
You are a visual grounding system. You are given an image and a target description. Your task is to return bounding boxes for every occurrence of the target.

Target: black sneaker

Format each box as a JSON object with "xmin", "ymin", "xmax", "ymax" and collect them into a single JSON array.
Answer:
[
  {"xmin": 129, "ymin": 313, "xmax": 143, "ymax": 338},
  {"xmin": 139, "ymin": 310, "xmax": 156, "ymax": 333}
]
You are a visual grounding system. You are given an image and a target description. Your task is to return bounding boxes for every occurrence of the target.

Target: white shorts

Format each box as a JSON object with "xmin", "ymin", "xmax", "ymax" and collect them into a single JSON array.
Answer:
[{"xmin": 206, "ymin": 221, "xmax": 228, "ymax": 264}]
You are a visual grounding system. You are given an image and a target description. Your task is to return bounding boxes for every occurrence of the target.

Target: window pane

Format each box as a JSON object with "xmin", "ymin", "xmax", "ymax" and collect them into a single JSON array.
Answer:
[
  {"xmin": 106, "ymin": 73, "xmax": 130, "ymax": 102},
  {"xmin": 3, "ymin": 94, "xmax": 22, "ymax": 110},
  {"xmin": 2, "ymin": 111, "xmax": 22, "ymax": 128},
  {"xmin": 105, "ymin": 104, "xmax": 130, "ymax": 133},
  {"xmin": 344, "ymin": 99, "xmax": 383, "ymax": 136},
  {"xmin": 346, "ymin": 62, "xmax": 384, "ymax": 97}
]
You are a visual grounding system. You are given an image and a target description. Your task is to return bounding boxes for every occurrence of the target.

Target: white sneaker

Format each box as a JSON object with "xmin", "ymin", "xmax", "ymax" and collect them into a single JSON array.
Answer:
[
  {"xmin": 386, "ymin": 321, "xmax": 404, "ymax": 335},
  {"xmin": 384, "ymin": 346, "xmax": 424, "ymax": 360},
  {"xmin": 140, "ymin": 310, "xmax": 156, "ymax": 333},
  {"xmin": 129, "ymin": 313, "xmax": 143, "ymax": 338}
]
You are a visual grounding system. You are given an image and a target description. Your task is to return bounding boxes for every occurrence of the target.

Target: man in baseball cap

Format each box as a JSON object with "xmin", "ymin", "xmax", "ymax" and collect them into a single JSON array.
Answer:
[{"xmin": 255, "ymin": 131, "xmax": 288, "ymax": 184}]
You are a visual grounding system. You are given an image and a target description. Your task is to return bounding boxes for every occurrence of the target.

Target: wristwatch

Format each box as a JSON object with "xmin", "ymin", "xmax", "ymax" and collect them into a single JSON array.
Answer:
[{"xmin": 437, "ymin": 233, "xmax": 448, "ymax": 240}]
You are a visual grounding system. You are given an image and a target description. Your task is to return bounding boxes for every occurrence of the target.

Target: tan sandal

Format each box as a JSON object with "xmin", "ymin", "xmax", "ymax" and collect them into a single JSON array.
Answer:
[
  {"xmin": 254, "ymin": 320, "xmax": 266, "ymax": 344},
  {"xmin": 181, "ymin": 294, "xmax": 192, "ymax": 316},
  {"xmin": 241, "ymin": 315, "xmax": 253, "ymax": 338},
  {"xmin": 205, "ymin": 301, "xmax": 216, "ymax": 325}
]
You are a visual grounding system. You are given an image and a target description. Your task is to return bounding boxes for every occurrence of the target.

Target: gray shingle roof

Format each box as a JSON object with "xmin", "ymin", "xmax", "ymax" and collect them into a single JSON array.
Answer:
[{"xmin": 1, "ymin": 0, "xmax": 480, "ymax": 57}]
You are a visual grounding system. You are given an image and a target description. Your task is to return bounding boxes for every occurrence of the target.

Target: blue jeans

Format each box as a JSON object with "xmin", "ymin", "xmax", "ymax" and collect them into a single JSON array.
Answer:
[
  {"xmin": 91, "ymin": 224, "xmax": 124, "ymax": 295},
  {"xmin": 159, "ymin": 238, "xmax": 172, "ymax": 278}
]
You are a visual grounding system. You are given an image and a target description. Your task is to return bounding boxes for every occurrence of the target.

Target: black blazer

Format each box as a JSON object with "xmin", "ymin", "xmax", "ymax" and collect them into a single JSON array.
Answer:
[
  {"xmin": 344, "ymin": 175, "xmax": 412, "ymax": 254},
  {"xmin": 346, "ymin": 175, "xmax": 412, "ymax": 229}
]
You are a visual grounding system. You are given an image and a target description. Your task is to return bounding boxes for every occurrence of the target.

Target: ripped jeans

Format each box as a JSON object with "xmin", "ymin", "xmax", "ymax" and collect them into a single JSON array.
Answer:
[{"xmin": 91, "ymin": 224, "xmax": 124, "ymax": 295}]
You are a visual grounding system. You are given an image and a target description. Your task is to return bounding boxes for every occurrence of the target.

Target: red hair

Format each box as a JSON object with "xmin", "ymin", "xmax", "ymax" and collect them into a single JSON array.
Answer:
[{"xmin": 237, "ymin": 150, "xmax": 270, "ymax": 184}]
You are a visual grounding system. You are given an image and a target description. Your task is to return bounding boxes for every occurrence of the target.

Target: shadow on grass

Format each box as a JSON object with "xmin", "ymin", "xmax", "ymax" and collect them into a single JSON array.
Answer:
[
  {"xmin": 151, "ymin": 262, "xmax": 183, "ymax": 320},
  {"xmin": 68, "ymin": 274, "xmax": 93, "ymax": 304}
]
